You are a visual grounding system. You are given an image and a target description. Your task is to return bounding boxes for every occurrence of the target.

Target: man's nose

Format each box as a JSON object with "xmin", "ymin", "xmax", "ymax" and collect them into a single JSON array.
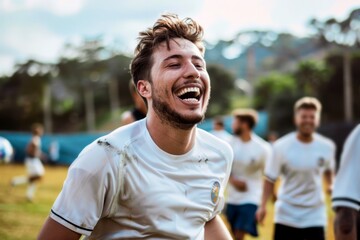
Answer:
[{"xmin": 183, "ymin": 62, "xmax": 200, "ymax": 79}]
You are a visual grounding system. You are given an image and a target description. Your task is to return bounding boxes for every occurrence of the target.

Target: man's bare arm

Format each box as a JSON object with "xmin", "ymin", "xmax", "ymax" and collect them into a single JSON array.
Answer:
[
  {"xmin": 38, "ymin": 217, "xmax": 81, "ymax": 240},
  {"xmin": 324, "ymin": 169, "xmax": 333, "ymax": 194},
  {"xmin": 255, "ymin": 179, "xmax": 275, "ymax": 224},
  {"xmin": 334, "ymin": 207, "xmax": 357, "ymax": 240},
  {"xmin": 229, "ymin": 175, "xmax": 247, "ymax": 192},
  {"xmin": 204, "ymin": 215, "xmax": 232, "ymax": 240}
]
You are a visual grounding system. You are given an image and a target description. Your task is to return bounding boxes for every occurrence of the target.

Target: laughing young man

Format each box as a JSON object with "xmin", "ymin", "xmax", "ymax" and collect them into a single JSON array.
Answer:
[
  {"xmin": 256, "ymin": 97, "xmax": 336, "ymax": 240},
  {"xmin": 38, "ymin": 14, "xmax": 233, "ymax": 240}
]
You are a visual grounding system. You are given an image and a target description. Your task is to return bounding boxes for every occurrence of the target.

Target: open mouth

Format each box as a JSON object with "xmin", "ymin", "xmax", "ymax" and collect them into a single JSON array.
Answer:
[{"xmin": 176, "ymin": 87, "xmax": 201, "ymax": 102}]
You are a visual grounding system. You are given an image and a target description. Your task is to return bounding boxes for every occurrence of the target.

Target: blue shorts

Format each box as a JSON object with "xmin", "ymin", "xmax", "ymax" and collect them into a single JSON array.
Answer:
[{"xmin": 225, "ymin": 203, "xmax": 258, "ymax": 237}]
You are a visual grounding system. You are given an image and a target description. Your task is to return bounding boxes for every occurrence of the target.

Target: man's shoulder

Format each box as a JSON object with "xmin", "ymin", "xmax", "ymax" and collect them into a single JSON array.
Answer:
[
  {"xmin": 314, "ymin": 133, "xmax": 336, "ymax": 150},
  {"xmin": 345, "ymin": 124, "xmax": 360, "ymax": 147},
  {"xmin": 273, "ymin": 132, "xmax": 295, "ymax": 149},
  {"xmin": 197, "ymin": 128, "xmax": 233, "ymax": 163},
  {"xmin": 197, "ymin": 128, "xmax": 234, "ymax": 172},
  {"xmin": 197, "ymin": 128, "xmax": 231, "ymax": 147},
  {"xmin": 352, "ymin": 124, "xmax": 360, "ymax": 136},
  {"xmin": 101, "ymin": 119, "xmax": 146, "ymax": 149},
  {"xmin": 252, "ymin": 134, "xmax": 271, "ymax": 149},
  {"xmin": 72, "ymin": 120, "xmax": 146, "ymax": 169}
]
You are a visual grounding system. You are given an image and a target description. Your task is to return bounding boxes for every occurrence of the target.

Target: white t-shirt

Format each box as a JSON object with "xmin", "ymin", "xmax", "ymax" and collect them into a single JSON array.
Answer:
[
  {"xmin": 26, "ymin": 136, "xmax": 44, "ymax": 176},
  {"xmin": 226, "ymin": 134, "xmax": 272, "ymax": 205},
  {"xmin": 265, "ymin": 132, "xmax": 336, "ymax": 228},
  {"xmin": 50, "ymin": 119, "xmax": 233, "ymax": 239},
  {"xmin": 332, "ymin": 124, "xmax": 360, "ymax": 211}
]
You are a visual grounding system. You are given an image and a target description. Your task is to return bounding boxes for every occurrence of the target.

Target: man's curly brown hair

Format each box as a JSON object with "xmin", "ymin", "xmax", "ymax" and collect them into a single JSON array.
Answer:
[{"xmin": 130, "ymin": 13, "xmax": 204, "ymax": 88}]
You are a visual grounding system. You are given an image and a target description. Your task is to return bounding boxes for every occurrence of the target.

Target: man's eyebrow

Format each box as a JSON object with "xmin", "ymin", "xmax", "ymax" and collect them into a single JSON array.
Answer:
[
  {"xmin": 162, "ymin": 54, "xmax": 182, "ymax": 62},
  {"xmin": 192, "ymin": 55, "xmax": 205, "ymax": 63},
  {"xmin": 162, "ymin": 54, "xmax": 204, "ymax": 62}
]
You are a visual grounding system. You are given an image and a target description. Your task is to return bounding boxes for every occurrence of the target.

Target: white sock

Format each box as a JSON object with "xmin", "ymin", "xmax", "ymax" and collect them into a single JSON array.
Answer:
[
  {"xmin": 26, "ymin": 183, "xmax": 36, "ymax": 200},
  {"xmin": 11, "ymin": 176, "xmax": 28, "ymax": 186}
]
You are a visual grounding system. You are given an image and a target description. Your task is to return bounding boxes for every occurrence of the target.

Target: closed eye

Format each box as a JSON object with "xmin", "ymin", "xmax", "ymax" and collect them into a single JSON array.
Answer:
[
  {"xmin": 194, "ymin": 64, "xmax": 204, "ymax": 69},
  {"xmin": 193, "ymin": 60, "xmax": 204, "ymax": 69},
  {"xmin": 167, "ymin": 63, "xmax": 181, "ymax": 68}
]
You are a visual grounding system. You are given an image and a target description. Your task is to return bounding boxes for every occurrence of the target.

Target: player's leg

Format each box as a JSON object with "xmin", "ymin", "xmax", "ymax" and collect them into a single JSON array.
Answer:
[
  {"xmin": 11, "ymin": 175, "xmax": 28, "ymax": 186},
  {"xmin": 27, "ymin": 175, "xmax": 42, "ymax": 201},
  {"xmin": 301, "ymin": 226, "xmax": 325, "ymax": 240},
  {"xmin": 29, "ymin": 175, "xmax": 42, "ymax": 182},
  {"xmin": 237, "ymin": 204, "xmax": 259, "ymax": 239},
  {"xmin": 233, "ymin": 230, "xmax": 245, "ymax": 240},
  {"xmin": 226, "ymin": 204, "xmax": 249, "ymax": 240},
  {"xmin": 225, "ymin": 203, "xmax": 238, "ymax": 237},
  {"xmin": 274, "ymin": 223, "xmax": 302, "ymax": 240},
  {"xmin": 26, "ymin": 158, "xmax": 45, "ymax": 201},
  {"xmin": 11, "ymin": 158, "xmax": 30, "ymax": 186}
]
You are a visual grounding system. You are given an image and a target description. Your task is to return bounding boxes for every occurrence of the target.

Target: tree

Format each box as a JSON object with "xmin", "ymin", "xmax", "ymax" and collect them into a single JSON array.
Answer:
[
  {"xmin": 310, "ymin": 8, "xmax": 360, "ymax": 122},
  {"xmin": 254, "ymin": 72, "xmax": 298, "ymax": 133},
  {"xmin": 0, "ymin": 60, "xmax": 56, "ymax": 131},
  {"xmin": 293, "ymin": 60, "xmax": 331, "ymax": 97},
  {"xmin": 58, "ymin": 39, "xmax": 110, "ymax": 132},
  {"xmin": 105, "ymin": 54, "xmax": 132, "ymax": 116},
  {"xmin": 206, "ymin": 64, "xmax": 235, "ymax": 117},
  {"xmin": 254, "ymin": 72, "xmax": 296, "ymax": 109}
]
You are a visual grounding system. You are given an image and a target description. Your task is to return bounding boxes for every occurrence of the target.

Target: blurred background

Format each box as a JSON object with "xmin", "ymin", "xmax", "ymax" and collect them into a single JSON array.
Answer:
[
  {"xmin": 1, "ymin": 0, "xmax": 359, "ymax": 156},
  {"xmin": 0, "ymin": 1, "xmax": 359, "ymax": 239}
]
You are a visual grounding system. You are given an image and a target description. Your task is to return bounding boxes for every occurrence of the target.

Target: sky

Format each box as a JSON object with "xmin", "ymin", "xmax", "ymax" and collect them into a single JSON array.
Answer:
[{"xmin": 0, "ymin": 0, "xmax": 359, "ymax": 75}]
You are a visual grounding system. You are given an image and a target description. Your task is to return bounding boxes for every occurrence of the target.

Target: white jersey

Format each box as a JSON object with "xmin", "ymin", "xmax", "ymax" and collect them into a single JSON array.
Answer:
[
  {"xmin": 25, "ymin": 157, "xmax": 45, "ymax": 176},
  {"xmin": 265, "ymin": 132, "xmax": 336, "ymax": 228},
  {"xmin": 332, "ymin": 124, "xmax": 360, "ymax": 211},
  {"xmin": 227, "ymin": 134, "xmax": 271, "ymax": 205},
  {"xmin": 50, "ymin": 119, "xmax": 233, "ymax": 239},
  {"xmin": 26, "ymin": 136, "xmax": 44, "ymax": 176},
  {"xmin": 209, "ymin": 129, "xmax": 232, "ymax": 143}
]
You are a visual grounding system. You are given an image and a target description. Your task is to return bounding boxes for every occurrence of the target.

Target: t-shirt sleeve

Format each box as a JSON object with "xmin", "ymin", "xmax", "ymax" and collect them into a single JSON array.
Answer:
[
  {"xmin": 325, "ymin": 140, "xmax": 336, "ymax": 172},
  {"xmin": 50, "ymin": 142, "xmax": 116, "ymax": 236},
  {"xmin": 261, "ymin": 142, "xmax": 272, "ymax": 171},
  {"xmin": 264, "ymin": 143, "xmax": 282, "ymax": 183},
  {"xmin": 332, "ymin": 125, "xmax": 360, "ymax": 211}
]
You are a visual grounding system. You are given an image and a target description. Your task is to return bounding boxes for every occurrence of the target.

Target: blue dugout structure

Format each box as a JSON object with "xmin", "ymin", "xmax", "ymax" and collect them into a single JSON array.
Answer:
[{"xmin": 0, "ymin": 111, "xmax": 268, "ymax": 165}]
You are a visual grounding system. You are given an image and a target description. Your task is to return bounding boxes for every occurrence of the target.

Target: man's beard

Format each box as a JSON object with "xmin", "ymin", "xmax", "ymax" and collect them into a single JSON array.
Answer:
[
  {"xmin": 298, "ymin": 129, "xmax": 313, "ymax": 139},
  {"xmin": 152, "ymin": 94, "xmax": 205, "ymax": 130},
  {"xmin": 233, "ymin": 128, "xmax": 242, "ymax": 136},
  {"xmin": 298, "ymin": 124, "xmax": 315, "ymax": 138}
]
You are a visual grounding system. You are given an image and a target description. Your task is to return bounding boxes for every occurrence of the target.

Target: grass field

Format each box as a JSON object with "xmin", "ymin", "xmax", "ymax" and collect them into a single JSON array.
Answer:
[{"xmin": 0, "ymin": 164, "xmax": 335, "ymax": 240}]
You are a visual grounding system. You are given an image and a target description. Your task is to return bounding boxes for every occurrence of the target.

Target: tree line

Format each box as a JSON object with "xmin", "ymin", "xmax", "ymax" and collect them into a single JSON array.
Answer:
[{"xmin": 0, "ymin": 8, "xmax": 359, "ymax": 134}]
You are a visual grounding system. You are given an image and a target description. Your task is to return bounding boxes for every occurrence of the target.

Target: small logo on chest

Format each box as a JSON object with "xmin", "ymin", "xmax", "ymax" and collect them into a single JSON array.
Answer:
[
  {"xmin": 318, "ymin": 157, "xmax": 325, "ymax": 167},
  {"xmin": 211, "ymin": 181, "xmax": 221, "ymax": 204}
]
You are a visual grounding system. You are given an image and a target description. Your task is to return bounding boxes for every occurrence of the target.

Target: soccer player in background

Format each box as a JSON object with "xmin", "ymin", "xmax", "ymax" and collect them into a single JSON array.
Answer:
[
  {"xmin": 209, "ymin": 116, "xmax": 232, "ymax": 143},
  {"xmin": 11, "ymin": 123, "xmax": 45, "ymax": 201},
  {"xmin": 226, "ymin": 109, "xmax": 272, "ymax": 240},
  {"xmin": 120, "ymin": 80, "xmax": 147, "ymax": 126},
  {"xmin": 38, "ymin": 13, "xmax": 233, "ymax": 240},
  {"xmin": 256, "ymin": 97, "xmax": 336, "ymax": 240},
  {"xmin": 332, "ymin": 124, "xmax": 360, "ymax": 240}
]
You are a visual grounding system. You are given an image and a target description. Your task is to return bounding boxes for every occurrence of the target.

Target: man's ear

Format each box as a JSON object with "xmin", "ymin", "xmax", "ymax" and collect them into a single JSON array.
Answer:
[{"xmin": 137, "ymin": 80, "xmax": 151, "ymax": 98}]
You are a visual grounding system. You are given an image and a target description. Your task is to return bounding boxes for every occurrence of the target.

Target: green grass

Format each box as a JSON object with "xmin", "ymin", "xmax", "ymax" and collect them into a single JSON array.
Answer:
[{"xmin": 0, "ymin": 164, "xmax": 335, "ymax": 240}]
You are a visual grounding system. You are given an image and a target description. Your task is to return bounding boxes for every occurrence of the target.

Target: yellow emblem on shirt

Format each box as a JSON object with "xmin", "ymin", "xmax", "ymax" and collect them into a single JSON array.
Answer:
[{"xmin": 211, "ymin": 181, "xmax": 220, "ymax": 204}]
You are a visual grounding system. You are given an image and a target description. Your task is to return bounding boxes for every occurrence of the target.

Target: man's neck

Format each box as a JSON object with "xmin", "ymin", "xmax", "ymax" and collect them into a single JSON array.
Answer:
[
  {"xmin": 296, "ymin": 131, "xmax": 313, "ymax": 143},
  {"xmin": 146, "ymin": 114, "xmax": 196, "ymax": 155},
  {"xmin": 239, "ymin": 131, "xmax": 251, "ymax": 142}
]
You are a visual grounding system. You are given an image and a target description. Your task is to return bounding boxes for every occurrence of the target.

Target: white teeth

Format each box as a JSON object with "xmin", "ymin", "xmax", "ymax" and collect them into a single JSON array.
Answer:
[
  {"xmin": 176, "ymin": 87, "xmax": 200, "ymax": 97},
  {"xmin": 182, "ymin": 98, "xmax": 199, "ymax": 103}
]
